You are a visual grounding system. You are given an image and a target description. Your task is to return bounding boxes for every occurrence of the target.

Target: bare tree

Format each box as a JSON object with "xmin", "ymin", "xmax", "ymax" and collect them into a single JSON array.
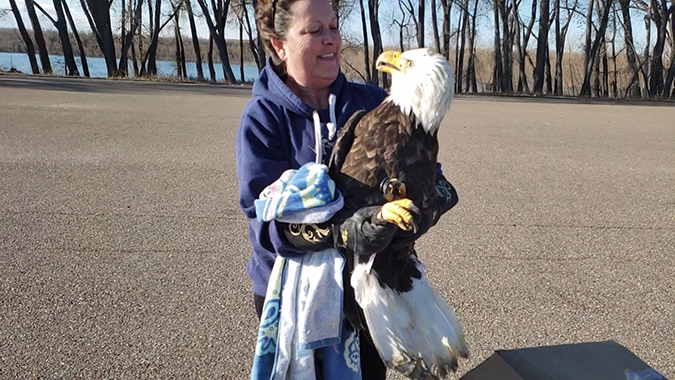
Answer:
[
  {"xmin": 171, "ymin": 1, "xmax": 187, "ymax": 79},
  {"xmin": 554, "ymin": 0, "xmax": 578, "ymax": 95},
  {"xmin": 25, "ymin": 0, "xmax": 52, "ymax": 74},
  {"xmin": 417, "ymin": 0, "xmax": 425, "ymax": 47},
  {"xmin": 62, "ymin": 0, "xmax": 90, "ymax": 76},
  {"xmin": 141, "ymin": 0, "xmax": 181, "ymax": 76},
  {"xmin": 9, "ymin": 0, "xmax": 40, "ymax": 74},
  {"xmin": 533, "ymin": 0, "xmax": 551, "ymax": 94},
  {"xmin": 195, "ymin": 0, "xmax": 237, "ymax": 82},
  {"xmin": 663, "ymin": 7, "xmax": 675, "ymax": 98},
  {"xmin": 207, "ymin": 35, "xmax": 217, "ymax": 81},
  {"xmin": 368, "ymin": 0, "xmax": 384, "ymax": 86},
  {"xmin": 457, "ymin": 0, "xmax": 469, "ymax": 92},
  {"xmin": 117, "ymin": 0, "xmax": 144, "ymax": 76},
  {"xmin": 466, "ymin": 0, "xmax": 479, "ymax": 92},
  {"xmin": 358, "ymin": 0, "xmax": 371, "ymax": 83},
  {"xmin": 492, "ymin": 0, "xmax": 503, "ymax": 92},
  {"xmin": 430, "ymin": 0, "xmax": 441, "ymax": 52},
  {"xmin": 439, "ymin": 0, "xmax": 453, "ymax": 60},
  {"xmin": 393, "ymin": 0, "xmax": 411, "ymax": 52},
  {"xmin": 514, "ymin": 0, "xmax": 537, "ymax": 92},
  {"xmin": 618, "ymin": 0, "xmax": 640, "ymax": 97},
  {"xmin": 184, "ymin": 0, "xmax": 204, "ymax": 81},
  {"xmin": 80, "ymin": 0, "xmax": 118, "ymax": 76},
  {"xmin": 580, "ymin": 0, "xmax": 613, "ymax": 96},
  {"xmin": 647, "ymin": 0, "xmax": 671, "ymax": 97}
]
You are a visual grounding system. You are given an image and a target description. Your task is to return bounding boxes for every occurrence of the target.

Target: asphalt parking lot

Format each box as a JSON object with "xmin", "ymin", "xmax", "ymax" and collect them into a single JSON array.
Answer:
[{"xmin": 1, "ymin": 74, "xmax": 673, "ymax": 379}]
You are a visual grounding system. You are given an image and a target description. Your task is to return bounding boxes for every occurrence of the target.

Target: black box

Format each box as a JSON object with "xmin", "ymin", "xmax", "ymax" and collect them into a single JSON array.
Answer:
[{"xmin": 461, "ymin": 341, "xmax": 666, "ymax": 380}]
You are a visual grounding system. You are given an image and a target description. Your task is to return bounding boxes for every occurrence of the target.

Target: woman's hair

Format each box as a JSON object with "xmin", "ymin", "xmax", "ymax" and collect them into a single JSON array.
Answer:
[
  {"xmin": 255, "ymin": 0, "xmax": 339, "ymax": 69},
  {"xmin": 255, "ymin": 0, "xmax": 299, "ymax": 67}
]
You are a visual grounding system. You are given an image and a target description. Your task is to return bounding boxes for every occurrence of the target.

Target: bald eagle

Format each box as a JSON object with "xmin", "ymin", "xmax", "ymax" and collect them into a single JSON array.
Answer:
[{"xmin": 329, "ymin": 48, "xmax": 468, "ymax": 379}]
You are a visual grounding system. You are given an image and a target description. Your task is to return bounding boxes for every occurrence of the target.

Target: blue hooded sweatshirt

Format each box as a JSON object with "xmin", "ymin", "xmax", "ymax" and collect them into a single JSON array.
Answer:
[{"xmin": 237, "ymin": 61, "xmax": 387, "ymax": 296}]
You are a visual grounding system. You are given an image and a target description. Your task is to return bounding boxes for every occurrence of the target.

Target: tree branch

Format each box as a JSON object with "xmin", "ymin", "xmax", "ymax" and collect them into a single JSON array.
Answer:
[{"xmin": 33, "ymin": 1, "xmax": 57, "ymax": 26}]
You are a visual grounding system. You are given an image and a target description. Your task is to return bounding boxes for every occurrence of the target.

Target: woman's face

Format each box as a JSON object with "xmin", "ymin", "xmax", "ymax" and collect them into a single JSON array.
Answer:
[{"xmin": 272, "ymin": 0, "xmax": 341, "ymax": 89}]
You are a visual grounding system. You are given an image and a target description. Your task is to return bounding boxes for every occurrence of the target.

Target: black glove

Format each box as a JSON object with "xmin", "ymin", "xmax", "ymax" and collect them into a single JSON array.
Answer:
[
  {"xmin": 281, "ymin": 206, "xmax": 398, "ymax": 256},
  {"xmin": 435, "ymin": 171, "xmax": 459, "ymax": 217}
]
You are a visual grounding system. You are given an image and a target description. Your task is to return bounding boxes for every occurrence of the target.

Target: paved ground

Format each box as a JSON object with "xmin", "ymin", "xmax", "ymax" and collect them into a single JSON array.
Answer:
[{"xmin": 1, "ymin": 74, "xmax": 673, "ymax": 379}]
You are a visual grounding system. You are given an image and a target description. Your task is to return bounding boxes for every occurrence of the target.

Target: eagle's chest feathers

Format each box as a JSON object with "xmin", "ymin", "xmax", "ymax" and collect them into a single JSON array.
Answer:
[{"xmin": 344, "ymin": 102, "xmax": 439, "ymax": 206}]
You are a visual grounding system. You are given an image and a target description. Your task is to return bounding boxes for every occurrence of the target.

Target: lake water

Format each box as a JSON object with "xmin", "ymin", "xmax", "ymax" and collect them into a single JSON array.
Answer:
[{"xmin": 0, "ymin": 51, "xmax": 261, "ymax": 82}]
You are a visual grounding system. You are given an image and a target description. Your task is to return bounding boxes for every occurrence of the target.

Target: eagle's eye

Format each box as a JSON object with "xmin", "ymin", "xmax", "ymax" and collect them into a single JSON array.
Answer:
[{"xmin": 406, "ymin": 60, "xmax": 414, "ymax": 68}]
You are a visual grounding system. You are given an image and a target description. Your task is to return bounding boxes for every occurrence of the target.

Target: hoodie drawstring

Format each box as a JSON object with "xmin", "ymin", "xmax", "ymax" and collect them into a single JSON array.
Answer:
[
  {"xmin": 313, "ymin": 111, "xmax": 322, "ymax": 164},
  {"xmin": 313, "ymin": 94, "xmax": 338, "ymax": 164}
]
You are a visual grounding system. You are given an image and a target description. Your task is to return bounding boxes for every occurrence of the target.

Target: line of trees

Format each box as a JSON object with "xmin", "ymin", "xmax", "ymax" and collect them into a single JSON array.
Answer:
[{"xmin": 2, "ymin": 0, "xmax": 674, "ymax": 98}]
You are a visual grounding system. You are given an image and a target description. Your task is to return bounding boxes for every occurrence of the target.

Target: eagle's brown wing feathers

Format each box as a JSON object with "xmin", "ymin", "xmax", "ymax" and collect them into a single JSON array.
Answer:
[{"xmin": 334, "ymin": 101, "xmax": 439, "ymax": 234}]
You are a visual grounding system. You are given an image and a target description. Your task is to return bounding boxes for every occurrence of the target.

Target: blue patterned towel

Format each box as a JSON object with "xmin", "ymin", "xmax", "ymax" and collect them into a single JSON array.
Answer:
[
  {"xmin": 251, "ymin": 252, "xmax": 361, "ymax": 380},
  {"xmin": 255, "ymin": 163, "xmax": 344, "ymax": 224}
]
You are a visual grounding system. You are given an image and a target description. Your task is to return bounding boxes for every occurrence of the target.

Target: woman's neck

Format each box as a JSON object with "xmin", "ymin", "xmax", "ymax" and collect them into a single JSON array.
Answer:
[{"xmin": 285, "ymin": 76, "xmax": 330, "ymax": 110}]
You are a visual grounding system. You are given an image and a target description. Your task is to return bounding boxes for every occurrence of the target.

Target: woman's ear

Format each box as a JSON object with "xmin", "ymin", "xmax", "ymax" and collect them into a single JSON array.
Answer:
[{"xmin": 271, "ymin": 38, "xmax": 286, "ymax": 61}]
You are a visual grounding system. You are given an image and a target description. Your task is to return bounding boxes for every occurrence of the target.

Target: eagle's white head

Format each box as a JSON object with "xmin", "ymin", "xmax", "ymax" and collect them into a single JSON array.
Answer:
[{"xmin": 376, "ymin": 48, "xmax": 454, "ymax": 135}]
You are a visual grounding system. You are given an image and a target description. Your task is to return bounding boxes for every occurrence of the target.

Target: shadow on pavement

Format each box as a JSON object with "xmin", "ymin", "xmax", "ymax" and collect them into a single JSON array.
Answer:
[{"xmin": 0, "ymin": 73, "xmax": 254, "ymax": 97}]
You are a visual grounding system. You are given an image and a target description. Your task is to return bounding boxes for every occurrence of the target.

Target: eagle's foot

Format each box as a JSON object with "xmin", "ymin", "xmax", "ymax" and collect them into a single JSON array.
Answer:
[
  {"xmin": 381, "ymin": 177, "xmax": 407, "ymax": 201},
  {"xmin": 377, "ymin": 198, "xmax": 419, "ymax": 232}
]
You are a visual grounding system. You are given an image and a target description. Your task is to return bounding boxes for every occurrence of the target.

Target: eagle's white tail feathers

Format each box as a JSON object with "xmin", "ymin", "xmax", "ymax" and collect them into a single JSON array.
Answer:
[{"xmin": 351, "ymin": 255, "xmax": 468, "ymax": 379}]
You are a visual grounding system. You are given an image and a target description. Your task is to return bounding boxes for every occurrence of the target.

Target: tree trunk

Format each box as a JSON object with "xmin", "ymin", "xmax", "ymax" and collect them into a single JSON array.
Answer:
[
  {"xmin": 146, "ymin": 0, "xmax": 162, "ymax": 76},
  {"xmin": 515, "ymin": 14, "xmax": 526, "ymax": 92},
  {"xmin": 440, "ymin": 0, "xmax": 453, "ymax": 60},
  {"xmin": 602, "ymin": 41, "xmax": 609, "ymax": 97},
  {"xmin": 119, "ymin": 0, "xmax": 144, "ymax": 76},
  {"xmin": 469, "ymin": 0, "xmax": 478, "ymax": 92},
  {"xmin": 533, "ymin": 0, "xmax": 550, "ymax": 94},
  {"xmin": 554, "ymin": 0, "xmax": 562, "ymax": 95},
  {"xmin": 580, "ymin": 0, "xmax": 613, "ymax": 96},
  {"xmin": 186, "ymin": 0, "xmax": 205, "ymax": 81},
  {"xmin": 25, "ymin": 0, "xmax": 52, "ymax": 74},
  {"xmin": 593, "ymin": 36, "xmax": 601, "ymax": 97},
  {"xmin": 642, "ymin": 14, "xmax": 651, "ymax": 96},
  {"xmin": 51, "ymin": 0, "xmax": 79, "ymax": 75},
  {"xmin": 174, "ymin": 6, "xmax": 184, "ymax": 79},
  {"xmin": 492, "ymin": 0, "xmax": 503, "ymax": 92},
  {"xmin": 521, "ymin": 0, "xmax": 537, "ymax": 93},
  {"xmin": 240, "ymin": 21, "xmax": 245, "ymax": 82},
  {"xmin": 430, "ymin": 0, "xmax": 441, "ymax": 53},
  {"xmin": 62, "ymin": 0, "xmax": 89, "ymax": 76},
  {"xmin": 121, "ymin": 0, "xmax": 127, "ymax": 75},
  {"xmin": 9, "ymin": 0, "xmax": 40, "ymax": 74},
  {"xmin": 618, "ymin": 0, "xmax": 640, "ymax": 97},
  {"xmin": 582, "ymin": 0, "xmax": 594, "ymax": 92},
  {"xmin": 251, "ymin": 0, "xmax": 266, "ymax": 70},
  {"xmin": 545, "ymin": 46, "xmax": 552, "ymax": 94},
  {"xmin": 83, "ymin": 0, "xmax": 118, "ymax": 77},
  {"xmin": 498, "ymin": 0, "xmax": 513, "ymax": 92},
  {"xmin": 148, "ymin": 0, "xmax": 154, "ymax": 37},
  {"xmin": 417, "ymin": 0, "xmax": 425, "ymax": 47},
  {"xmin": 611, "ymin": 9, "xmax": 618, "ymax": 97},
  {"xmin": 240, "ymin": 0, "xmax": 261, "ymax": 71},
  {"xmin": 662, "ymin": 9, "xmax": 675, "ymax": 99},
  {"xmin": 131, "ymin": 39, "xmax": 139, "ymax": 76},
  {"xmin": 457, "ymin": 0, "xmax": 469, "ymax": 93},
  {"xmin": 195, "ymin": 0, "xmax": 237, "ymax": 83},
  {"xmin": 647, "ymin": 0, "xmax": 668, "ymax": 98},
  {"xmin": 208, "ymin": 35, "xmax": 216, "ymax": 82},
  {"xmin": 368, "ymin": 0, "xmax": 383, "ymax": 86},
  {"xmin": 359, "ymin": 0, "xmax": 371, "ymax": 83}
]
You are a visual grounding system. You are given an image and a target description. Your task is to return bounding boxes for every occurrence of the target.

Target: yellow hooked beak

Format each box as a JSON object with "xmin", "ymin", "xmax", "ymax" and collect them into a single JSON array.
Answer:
[{"xmin": 376, "ymin": 51, "xmax": 409, "ymax": 74}]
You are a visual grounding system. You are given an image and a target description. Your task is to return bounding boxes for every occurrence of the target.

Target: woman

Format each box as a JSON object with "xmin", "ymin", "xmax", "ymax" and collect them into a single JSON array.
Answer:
[{"xmin": 236, "ymin": 0, "xmax": 456, "ymax": 377}]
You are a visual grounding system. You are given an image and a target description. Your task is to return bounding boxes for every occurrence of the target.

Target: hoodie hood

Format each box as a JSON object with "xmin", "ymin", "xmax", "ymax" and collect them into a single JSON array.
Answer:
[{"xmin": 252, "ymin": 58, "xmax": 346, "ymax": 118}]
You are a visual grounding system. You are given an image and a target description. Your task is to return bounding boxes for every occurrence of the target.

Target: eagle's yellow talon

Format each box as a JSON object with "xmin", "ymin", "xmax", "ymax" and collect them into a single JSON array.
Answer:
[{"xmin": 379, "ymin": 198, "xmax": 417, "ymax": 231}]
